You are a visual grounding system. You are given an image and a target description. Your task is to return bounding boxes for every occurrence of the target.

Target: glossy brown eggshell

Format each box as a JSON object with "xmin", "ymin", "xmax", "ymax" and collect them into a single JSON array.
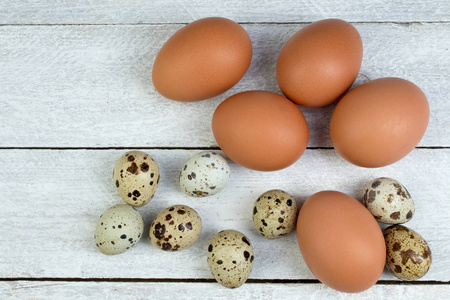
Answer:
[
  {"xmin": 152, "ymin": 17, "xmax": 252, "ymax": 102},
  {"xmin": 212, "ymin": 91, "xmax": 309, "ymax": 171}
]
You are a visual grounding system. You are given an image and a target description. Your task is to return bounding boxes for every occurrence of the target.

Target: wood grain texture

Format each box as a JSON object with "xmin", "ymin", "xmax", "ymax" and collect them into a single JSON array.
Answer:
[
  {"xmin": 2, "ymin": 281, "xmax": 450, "ymax": 299},
  {"xmin": 1, "ymin": 149, "xmax": 449, "ymax": 280},
  {"xmin": 0, "ymin": 0, "xmax": 449, "ymax": 24},
  {"xmin": 0, "ymin": 23, "xmax": 448, "ymax": 148},
  {"xmin": 1, "ymin": 0, "xmax": 448, "ymax": 297}
]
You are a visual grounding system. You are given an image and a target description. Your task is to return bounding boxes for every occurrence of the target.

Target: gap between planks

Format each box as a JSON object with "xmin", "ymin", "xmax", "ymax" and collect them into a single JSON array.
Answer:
[
  {"xmin": 0, "ymin": 21, "xmax": 449, "ymax": 27},
  {"xmin": 0, "ymin": 278, "xmax": 449, "ymax": 285},
  {"xmin": 0, "ymin": 147, "xmax": 447, "ymax": 150}
]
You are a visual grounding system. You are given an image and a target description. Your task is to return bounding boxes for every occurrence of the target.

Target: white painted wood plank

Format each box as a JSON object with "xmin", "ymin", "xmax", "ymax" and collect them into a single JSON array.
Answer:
[
  {"xmin": 1, "ymin": 281, "xmax": 450, "ymax": 300},
  {"xmin": 1, "ymin": 149, "xmax": 449, "ymax": 281},
  {"xmin": 0, "ymin": 0, "xmax": 448, "ymax": 24},
  {"xmin": 0, "ymin": 23, "xmax": 448, "ymax": 147}
]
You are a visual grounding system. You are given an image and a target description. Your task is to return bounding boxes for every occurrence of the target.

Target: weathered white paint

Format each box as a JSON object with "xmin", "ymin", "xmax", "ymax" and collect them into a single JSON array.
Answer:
[
  {"xmin": 0, "ymin": 0, "xmax": 449, "ymax": 24},
  {"xmin": 0, "ymin": 149, "xmax": 448, "ymax": 280},
  {"xmin": 1, "ymin": 0, "xmax": 449, "ymax": 296},
  {"xmin": 0, "ymin": 23, "xmax": 448, "ymax": 147},
  {"xmin": 2, "ymin": 281, "xmax": 450, "ymax": 299}
]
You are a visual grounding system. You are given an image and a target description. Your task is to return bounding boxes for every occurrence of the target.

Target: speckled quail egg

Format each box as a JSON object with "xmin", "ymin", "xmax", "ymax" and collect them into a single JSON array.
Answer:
[
  {"xmin": 179, "ymin": 151, "xmax": 230, "ymax": 197},
  {"xmin": 362, "ymin": 177, "xmax": 414, "ymax": 224},
  {"xmin": 94, "ymin": 204, "xmax": 144, "ymax": 255},
  {"xmin": 149, "ymin": 205, "xmax": 202, "ymax": 251},
  {"xmin": 113, "ymin": 151, "xmax": 160, "ymax": 207},
  {"xmin": 252, "ymin": 189, "xmax": 299, "ymax": 239},
  {"xmin": 207, "ymin": 230, "xmax": 254, "ymax": 288},
  {"xmin": 384, "ymin": 225, "xmax": 432, "ymax": 280}
]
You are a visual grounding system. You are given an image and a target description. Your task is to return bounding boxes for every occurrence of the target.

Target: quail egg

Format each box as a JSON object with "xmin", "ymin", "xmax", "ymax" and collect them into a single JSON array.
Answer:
[
  {"xmin": 113, "ymin": 151, "xmax": 160, "ymax": 207},
  {"xmin": 207, "ymin": 230, "xmax": 254, "ymax": 288},
  {"xmin": 362, "ymin": 177, "xmax": 414, "ymax": 224},
  {"xmin": 149, "ymin": 205, "xmax": 202, "ymax": 251},
  {"xmin": 252, "ymin": 189, "xmax": 298, "ymax": 238},
  {"xmin": 384, "ymin": 225, "xmax": 432, "ymax": 280},
  {"xmin": 179, "ymin": 151, "xmax": 230, "ymax": 197},
  {"xmin": 94, "ymin": 204, "xmax": 144, "ymax": 255}
]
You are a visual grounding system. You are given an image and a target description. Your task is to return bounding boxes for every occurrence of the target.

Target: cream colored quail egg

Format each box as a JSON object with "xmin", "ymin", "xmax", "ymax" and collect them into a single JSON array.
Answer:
[
  {"xmin": 149, "ymin": 205, "xmax": 202, "ymax": 251},
  {"xmin": 179, "ymin": 151, "xmax": 230, "ymax": 197},
  {"xmin": 384, "ymin": 225, "xmax": 432, "ymax": 280},
  {"xmin": 94, "ymin": 204, "xmax": 144, "ymax": 255},
  {"xmin": 207, "ymin": 230, "xmax": 254, "ymax": 288},
  {"xmin": 113, "ymin": 151, "xmax": 160, "ymax": 207},
  {"xmin": 253, "ymin": 189, "xmax": 298, "ymax": 239},
  {"xmin": 362, "ymin": 177, "xmax": 414, "ymax": 224}
]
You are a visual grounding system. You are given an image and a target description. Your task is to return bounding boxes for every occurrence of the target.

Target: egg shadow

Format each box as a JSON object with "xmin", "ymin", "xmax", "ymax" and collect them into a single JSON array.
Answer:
[
  {"xmin": 300, "ymin": 104, "xmax": 335, "ymax": 148},
  {"xmin": 136, "ymin": 26, "xmax": 183, "ymax": 98},
  {"xmin": 280, "ymin": 193, "xmax": 311, "ymax": 276},
  {"xmin": 294, "ymin": 194, "xmax": 309, "ymax": 212},
  {"xmin": 299, "ymin": 72, "xmax": 372, "ymax": 148},
  {"xmin": 243, "ymin": 25, "xmax": 297, "ymax": 93}
]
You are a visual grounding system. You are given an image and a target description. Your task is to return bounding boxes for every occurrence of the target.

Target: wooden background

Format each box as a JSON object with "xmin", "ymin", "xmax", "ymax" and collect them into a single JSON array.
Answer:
[{"xmin": 1, "ymin": 1, "xmax": 449, "ymax": 299}]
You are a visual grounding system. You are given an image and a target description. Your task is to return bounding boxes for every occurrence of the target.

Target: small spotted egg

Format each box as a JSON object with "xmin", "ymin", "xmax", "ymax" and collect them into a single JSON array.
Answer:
[
  {"xmin": 252, "ymin": 189, "xmax": 298, "ymax": 239},
  {"xmin": 179, "ymin": 151, "xmax": 230, "ymax": 197},
  {"xmin": 149, "ymin": 205, "xmax": 202, "ymax": 251},
  {"xmin": 113, "ymin": 151, "xmax": 160, "ymax": 207},
  {"xmin": 384, "ymin": 225, "xmax": 432, "ymax": 280},
  {"xmin": 362, "ymin": 177, "xmax": 414, "ymax": 224},
  {"xmin": 94, "ymin": 204, "xmax": 144, "ymax": 255},
  {"xmin": 207, "ymin": 230, "xmax": 254, "ymax": 288}
]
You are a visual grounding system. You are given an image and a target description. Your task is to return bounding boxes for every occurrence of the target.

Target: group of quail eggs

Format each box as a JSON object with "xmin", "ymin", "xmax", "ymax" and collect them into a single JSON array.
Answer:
[
  {"xmin": 94, "ymin": 150, "xmax": 431, "ymax": 288},
  {"xmin": 362, "ymin": 178, "xmax": 432, "ymax": 280},
  {"xmin": 94, "ymin": 150, "xmax": 263, "ymax": 288}
]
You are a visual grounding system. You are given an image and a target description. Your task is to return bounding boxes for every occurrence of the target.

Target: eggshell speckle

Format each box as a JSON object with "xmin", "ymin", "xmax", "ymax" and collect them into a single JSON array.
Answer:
[
  {"xmin": 207, "ymin": 230, "xmax": 254, "ymax": 288},
  {"xmin": 113, "ymin": 151, "xmax": 160, "ymax": 207},
  {"xmin": 362, "ymin": 177, "xmax": 415, "ymax": 224},
  {"xmin": 179, "ymin": 151, "xmax": 230, "ymax": 197},
  {"xmin": 94, "ymin": 204, "xmax": 144, "ymax": 255},
  {"xmin": 149, "ymin": 205, "xmax": 202, "ymax": 251},
  {"xmin": 252, "ymin": 189, "xmax": 298, "ymax": 239},
  {"xmin": 384, "ymin": 225, "xmax": 432, "ymax": 280}
]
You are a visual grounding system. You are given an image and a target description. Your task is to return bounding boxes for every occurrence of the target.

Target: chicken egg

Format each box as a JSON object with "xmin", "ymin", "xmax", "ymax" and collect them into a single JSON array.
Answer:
[
  {"xmin": 297, "ymin": 191, "xmax": 386, "ymax": 293},
  {"xmin": 152, "ymin": 17, "xmax": 252, "ymax": 102},
  {"xmin": 330, "ymin": 77, "xmax": 429, "ymax": 168},
  {"xmin": 212, "ymin": 90, "xmax": 309, "ymax": 171},
  {"xmin": 277, "ymin": 19, "xmax": 363, "ymax": 107}
]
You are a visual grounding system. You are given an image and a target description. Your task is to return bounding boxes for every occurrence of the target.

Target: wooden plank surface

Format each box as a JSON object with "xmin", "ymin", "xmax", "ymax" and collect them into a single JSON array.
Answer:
[
  {"xmin": 2, "ymin": 281, "xmax": 450, "ymax": 300},
  {"xmin": 1, "ymin": 0, "xmax": 449, "ymax": 297},
  {"xmin": 0, "ymin": 0, "xmax": 449, "ymax": 24},
  {"xmin": 1, "ymin": 149, "xmax": 448, "ymax": 281},
  {"xmin": 0, "ymin": 23, "xmax": 448, "ymax": 148}
]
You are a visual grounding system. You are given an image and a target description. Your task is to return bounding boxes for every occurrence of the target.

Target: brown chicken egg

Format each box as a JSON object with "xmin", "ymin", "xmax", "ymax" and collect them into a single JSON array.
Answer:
[
  {"xmin": 297, "ymin": 191, "xmax": 386, "ymax": 293},
  {"xmin": 152, "ymin": 17, "xmax": 252, "ymax": 102},
  {"xmin": 212, "ymin": 90, "xmax": 309, "ymax": 171},
  {"xmin": 330, "ymin": 77, "xmax": 429, "ymax": 168},
  {"xmin": 276, "ymin": 19, "xmax": 363, "ymax": 107}
]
